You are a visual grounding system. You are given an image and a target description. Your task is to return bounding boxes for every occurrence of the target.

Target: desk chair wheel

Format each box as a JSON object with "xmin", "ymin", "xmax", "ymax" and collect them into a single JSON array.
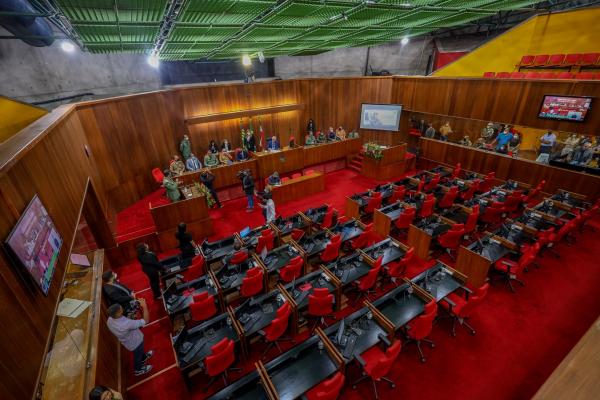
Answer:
[{"xmin": 420, "ymin": 356, "xmax": 427, "ymax": 363}]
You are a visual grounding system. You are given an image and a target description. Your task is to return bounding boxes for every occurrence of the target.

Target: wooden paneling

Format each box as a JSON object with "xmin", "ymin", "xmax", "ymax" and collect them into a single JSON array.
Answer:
[
  {"xmin": 178, "ymin": 160, "xmax": 258, "ymax": 189},
  {"xmin": 185, "ymin": 103, "xmax": 304, "ymax": 125},
  {"xmin": 150, "ymin": 195, "xmax": 209, "ymax": 232},
  {"xmin": 270, "ymin": 172, "xmax": 325, "ymax": 205},
  {"xmin": 361, "ymin": 144, "xmax": 407, "ymax": 181},
  {"xmin": 303, "ymin": 138, "xmax": 361, "ymax": 167},
  {"xmin": 254, "ymin": 147, "xmax": 305, "ymax": 177},
  {"xmin": 419, "ymin": 137, "xmax": 600, "ymax": 198}
]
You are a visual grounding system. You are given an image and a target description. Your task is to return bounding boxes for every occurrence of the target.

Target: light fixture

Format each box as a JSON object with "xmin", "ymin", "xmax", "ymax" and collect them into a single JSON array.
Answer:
[
  {"xmin": 61, "ymin": 41, "xmax": 75, "ymax": 53},
  {"xmin": 147, "ymin": 54, "xmax": 160, "ymax": 68},
  {"xmin": 242, "ymin": 54, "xmax": 252, "ymax": 66},
  {"xmin": 401, "ymin": 37, "xmax": 409, "ymax": 45}
]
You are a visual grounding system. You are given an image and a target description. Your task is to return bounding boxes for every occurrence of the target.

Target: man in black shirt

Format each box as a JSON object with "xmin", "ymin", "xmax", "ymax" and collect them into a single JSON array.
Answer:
[
  {"xmin": 102, "ymin": 270, "xmax": 137, "ymax": 314},
  {"xmin": 136, "ymin": 243, "xmax": 165, "ymax": 299},
  {"xmin": 242, "ymin": 170, "xmax": 255, "ymax": 211},
  {"xmin": 200, "ymin": 169, "xmax": 221, "ymax": 208}
]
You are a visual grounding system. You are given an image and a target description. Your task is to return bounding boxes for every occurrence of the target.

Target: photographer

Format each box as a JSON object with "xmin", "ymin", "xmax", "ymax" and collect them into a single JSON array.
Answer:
[
  {"xmin": 102, "ymin": 270, "xmax": 138, "ymax": 317},
  {"xmin": 241, "ymin": 169, "xmax": 255, "ymax": 211}
]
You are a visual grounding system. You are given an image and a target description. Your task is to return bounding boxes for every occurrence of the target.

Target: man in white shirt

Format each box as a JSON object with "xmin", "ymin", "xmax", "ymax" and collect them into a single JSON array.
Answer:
[
  {"xmin": 536, "ymin": 131, "xmax": 557, "ymax": 163},
  {"xmin": 107, "ymin": 299, "xmax": 153, "ymax": 376}
]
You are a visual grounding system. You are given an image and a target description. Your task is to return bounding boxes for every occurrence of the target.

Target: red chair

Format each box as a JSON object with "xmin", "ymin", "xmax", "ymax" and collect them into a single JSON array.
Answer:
[
  {"xmin": 524, "ymin": 71, "xmax": 541, "ymax": 79},
  {"xmin": 152, "ymin": 168, "xmax": 164, "ymax": 184},
  {"xmin": 291, "ymin": 228, "xmax": 305, "ymax": 241},
  {"xmin": 204, "ymin": 338, "xmax": 240, "ymax": 390},
  {"xmin": 493, "ymin": 244, "xmax": 539, "ymax": 292},
  {"xmin": 504, "ymin": 191, "xmax": 524, "ymax": 214},
  {"xmin": 307, "ymin": 288, "xmax": 335, "ymax": 332},
  {"xmin": 480, "ymin": 201, "xmax": 505, "ymax": 226},
  {"xmin": 405, "ymin": 301, "xmax": 437, "ymax": 362},
  {"xmin": 385, "ymin": 247, "xmax": 414, "ymax": 283},
  {"xmin": 281, "ymin": 177, "xmax": 290, "ymax": 183},
  {"xmin": 353, "ymin": 257, "xmax": 382, "ymax": 304},
  {"xmin": 292, "ymin": 173, "xmax": 302, "ymax": 179},
  {"xmin": 496, "ymin": 72, "xmax": 511, "ymax": 79},
  {"xmin": 419, "ymin": 194, "xmax": 435, "ymax": 218},
  {"xmin": 260, "ymin": 302, "xmax": 292, "ymax": 357},
  {"xmin": 229, "ymin": 250, "xmax": 248, "ymax": 266},
  {"xmin": 524, "ymin": 180, "xmax": 545, "ymax": 204},
  {"xmin": 364, "ymin": 192, "xmax": 383, "ymax": 215},
  {"xmin": 564, "ymin": 53, "xmax": 582, "ymax": 65},
  {"xmin": 517, "ymin": 55, "xmax": 535, "ymax": 67},
  {"xmin": 321, "ymin": 208, "xmax": 335, "ymax": 229},
  {"xmin": 556, "ymin": 72, "xmax": 573, "ymax": 79},
  {"xmin": 240, "ymin": 267, "xmax": 264, "ymax": 298},
  {"xmin": 336, "ymin": 215, "xmax": 349, "ymax": 225},
  {"xmin": 548, "ymin": 219, "xmax": 577, "ymax": 247},
  {"xmin": 478, "ymin": 172, "xmax": 495, "ymax": 193},
  {"xmin": 509, "ymin": 71, "xmax": 525, "ymax": 79},
  {"xmin": 438, "ymin": 186, "xmax": 459, "ymax": 209},
  {"xmin": 352, "ymin": 340, "xmax": 401, "ymax": 399},
  {"xmin": 306, "ymin": 371, "xmax": 345, "ymax": 400},
  {"xmin": 575, "ymin": 72, "xmax": 595, "ymax": 80},
  {"xmin": 539, "ymin": 72, "xmax": 557, "ymax": 79},
  {"xmin": 533, "ymin": 54, "xmax": 550, "ymax": 66},
  {"xmin": 256, "ymin": 230, "xmax": 275, "ymax": 254},
  {"xmin": 580, "ymin": 202, "xmax": 600, "ymax": 232},
  {"xmin": 279, "ymin": 256, "xmax": 303, "ymax": 283},
  {"xmin": 389, "ymin": 186, "xmax": 406, "ymax": 203},
  {"xmin": 424, "ymin": 173, "xmax": 440, "ymax": 192},
  {"xmin": 393, "ymin": 207, "xmax": 416, "ymax": 234},
  {"xmin": 190, "ymin": 292, "xmax": 217, "ymax": 323},
  {"xmin": 460, "ymin": 179, "xmax": 480, "ymax": 201},
  {"xmin": 452, "ymin": 163, "xmax": 461, "ymax": 179},
  {"xmin": 439, "ymin": 283, "xmax": 489, "ymax": 336},
  {"xmin": 437, "ymin": 223, "xmax": 465, "ymax": 259},
  {"xmin": 305, "ymin": 169, "xmax": 315, "ymax": 175},
  {"xmin": 351, "ymin": 223, "xmax": 377, "ymax": 249},
  {"xmin": 482, "ymin": 72, "xmax": 496, "ymax": 78},
  {"xmin": 320, "ymin": 234, "xmax": 342, "ymax": 263},
  {"xmin": 580, "ymin": 52, "xmax": 600, "ymax": 66},
  {"xmin": 181, "ymin": 255, "xmax": 205, "ymax": 281},
  {"xmin": 463, "ymin": 204, "xmax": 480, "ymax": 238},
  {"xmin": 548, "ymin": 53, "xmax": 565, "ymax": 66}
]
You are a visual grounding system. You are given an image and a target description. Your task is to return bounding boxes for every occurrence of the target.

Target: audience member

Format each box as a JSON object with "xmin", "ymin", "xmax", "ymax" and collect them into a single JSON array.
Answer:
[
  {"xmin": 508, "ymin": 131, "xmax": 521, "ymax": 155},
  {"xmin": 221, "ymin": 139, "xmax": 232, "ymax": 152},
  {"xmin": 268, "ymin": 171, "xmax": 281, "ymax": 186},
  {"xmin": 336, "ymin": 126, "xmax": 346, "ymax": 140},
  {"xmin": 162, "ymin": 170, "xmax": 181, "ymax": 202},
  {"xmin": 317, "ymin": 130, "xmax": 326, "ymax": 143},
  {"xmin": 305, "ymin": 131, "xmax": 316, "ymax": 145},
  {"xmin": 327, "ymin": 127, "xmax": 336, "ymax": 141},
  {"xmin": 200, "ymin": 169, "xmax": 221, "ymax": 208},
  {"xmin": 237, "ymin": 147, "xmax": 250, "ymax": 161},
  {"xmin": 439, "ymin": 122, "xmax": 452, "ymax": 141},
  {"xmin": 175, "ymin": 222, "xmax": 196, "ymax": 259},
  {"xmin": 89, "ymin": 386, "xmax": 123, "ymax": 400},
  {"xmin": 424, "ymin": 123, "xmax": 436, "ymax": 138},
  {"xmin": 204, "ymin": 150, "xmax": 219, "ymax": 167},
  {"xmin": 570, "ymin": 143, "xmax": 593, "ymax": 165},
  {"xmin": 347, "ymin": 129, "xmax": 360, "ymax": 139},
  {"xmin": 179, "ymin": 135, "xmax": 191, "ymax": 160},
  {"xmin": 307, "ymin": 118, "xmax": 316, "ymax": 133},
  {"xmin": 536, "ymin": 130, "xmax": 557, "ymax": 163},
  {"xmin": 169, "ymin": 155, "xmax": 185, "ymax": 176},
  {"xmin": 208, "ymin": 140, "xmax": 219, "ymax": 154},
  {"xmin": 218, "ymin": 149, "xmax": 233, "ymax": 165},
  {"xmin": 480, "ymin": 122, "xmax": 495, "ymax": 142},
  {"xmin": 136, "ymin": 243, "xmax": 164, "ymax": 299},
  {"xmin": 561, "ymin": 134, "xmax": 580, "ymax": 157},
  {"xmin": 242, "ymin": 169, "xmax": 255, "ymax": 211},
  {"xmin": 267, "ymin": 136, "xmax": 280, "ymax": 151},
  {"xmin": 185, "ymin": 153, "xmax": 202, "ymax": 171},
  {"xmin": 289, "ymin": 135, "xmax": 296, "ymax": 148},
  {"xmin": 107, "ymin": 301, "xmax": 153, "ymax": 376},
  {"xmin": 102, "ymin": 270, "xmax": 136, "ymax": 315}
]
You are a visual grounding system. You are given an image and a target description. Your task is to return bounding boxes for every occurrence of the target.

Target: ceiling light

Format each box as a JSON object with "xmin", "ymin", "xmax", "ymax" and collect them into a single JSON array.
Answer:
[
  {"xmin": 242, "ymin": 55, "xmax": 252, "ymax": 66},
  {"xmin": 61, "ymin": 41, "xmax": 75, "ymax": 53},
  {"xmin": 401, "ymin": 37, "xmax": 409, "ymax": 45},
  {"xmin": 147, "ymin": 54, "xmax": 160, "ymax": 68},
  {"xmin": 401, "ymin": 3, "xmax": 412, "ymax": 6}
]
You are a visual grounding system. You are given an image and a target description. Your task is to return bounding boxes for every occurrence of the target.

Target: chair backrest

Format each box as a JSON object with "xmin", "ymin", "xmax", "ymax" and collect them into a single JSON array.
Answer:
[
  {"xmin": 438, "ymin": 186, "xmax": 459, "ymax": 208},
  {"xmin": 548, "ymin": 54, "xmax": 565, "ymax": 65},
  {"xmin": 320, "ymin": 234, "xmax": 342, "ymax": 262},
  {"xmin": 352, "ymin": 223, "xmax": 375, "ymax": 249},
  {"xmin": 581, "ymin": 52, "xmax": 600, "ymax": 65},
  {"xmin": 308, "ymin": 288, "xmax": 334, "ymax": 316},
  {"xmin": 367, "ymin": 340, "xmax": 402, "ymax": 381},
  {"xmin": 390, "ymin": 186, "xmax": 406, "ymax": 203},
  {"xmin": 464, "ymin": 204, "xmax": 480, "ymax": 233},
  {"xmin": 230, "ymin": 250, "xmax": 249, "ymax": 265},
  {"xmin": 240, "ymin": 267, "xmax": 264, "ymax": 297},
  {"xmin": 365, "ymin": 192, "xmax": 383, "ymax": 213},
  {"xmin": 321, "ymin": 209, "xmax": 335, "ymax": 228},
  {"xmin": 461, "ymin": 180, "xmax": 480, "ymax": 201},
  {"xmin": 152, "ymin": 168, "xmax": 164, "ymax": 183},
  {"xmin": 205, "ymin": 338, "xmax": 235, "ymax": 377},
  {"xmin": 556, "ymin": 72, "xmax": 573, "ymax": 79},
  {"xmin": 524, "ymin": 72, "xmax": 541, "ymax": 79},
  {"xmin": 292, "ymin": 173, "xmax": 302, "ymax": 179},
  {"xmin": 256, "ymin": 231, "xmax": 275, "ymax": 253},
  {"xmin": 520, "ymin": 55, "xmax": 535, "ymax": 65},
  {"xmin": 481, "ymin": 202, "xmax": 505, "ymax": 224},
  {"xmin": 575, "ymin": 72, "xmax": 595, "ymax": 80},
  {"xmin": 307, "ymin": 371, "xmax": 345, "ymax": 400},
  {"xmin": 280, "ymin": 256, "xmax": 303, "ymax": 282},
  {"xmin": 478, "ymin": 173, "xmax": 495, "ymax": 193},
  {"xmin": 264, "ymin": 308, "xmax": 291, "ymax": 341},
  {"xmin": 388, "ymin": 247, "xmax": 414, "ymax": 278},
  {"xmin": 407, "ymin": 302, "xmax": 437, "ymax": 340},
  {"xmin": 510, "ymin": 71, "xmax": 525, "ymax": 79},
  {"xmin": 458, "ymin": 283, "xmax": 489, "ymax": 318},
  {"xmin": 503, "ymin": 191, "xmax": 523, "ymax": 212},
  {"xmin": 565, "ymin": 53, "xmax": 582, "ymax": 65},
  {"xmin": 534, "ymin": 54, "xmax": 549, "ymax": 65},
  {"xmin": 276, "ymin": 301, "xmax": 291, "ymax": 318},
  {"xmin": 496, "ymin": 72, "xmax": 510, "ymax": 79},
  {"xmin": 358, "ymin": 257, "xmax": 382, "ymax": 291},
  {"xmin": 182, "ymin": 255, "xmax": 205, "ymax": 281},
  {"xmin": 281, "ymin": 177, "xmax": 290, "ymax": 183},
  {"xmin": 424, "ymin": 173, "xmax": 441, "ymax": 192},
  {"xmin": 438, "ymin": 223, "xmax": 465, "ymax": 249},
  {"xmin": 395, "ymin": 207, "xmax": 416, "ymax": 230},
  {"xmin": 539, "ymin": 72, "xmax": 556, "ymax": 79},
  {"xmin": 452, "ymin": 163, "xmax": 461, "ymax": 179},
  {"xmin": 291, "ymin": 228, "xmax": 305, "ymax": 241},
  {"xmin": 524, "ymin": 180, "xmax": 545, "ymax": 203},
  {"xmin": 482, "ymin": 72, "xmax": 495, "ymax": 78},
  {"xmin": 190, "ymin": 292, "xmax": 217, "ymax": 322},
  {"xmin": 419, "ymin": 197, "xmax": 435, "ymax": 218}
]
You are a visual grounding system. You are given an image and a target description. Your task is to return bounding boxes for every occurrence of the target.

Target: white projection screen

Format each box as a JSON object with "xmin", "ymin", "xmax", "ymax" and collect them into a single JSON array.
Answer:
[{"xmin": 360, "ymin": 103, "xmax": 402, "ymax": 131}]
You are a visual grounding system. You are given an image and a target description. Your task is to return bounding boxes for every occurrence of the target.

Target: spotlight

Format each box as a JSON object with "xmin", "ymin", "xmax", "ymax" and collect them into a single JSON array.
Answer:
[
  {"xmin": 401, "ymin": 37, "xmax": 409, "ymax": 45},
  {"xmin": 147, "ymin": 54, "xmax": 160, "ymax": 68},
  {"xmin": 258, "ymin": 51, "xmax": 265, "ymax": 63},
  {"xmin": 242, "ymin": 54, "xmax": 252, "ymax": 66},
  {"xmin": 61, "ymin": 41, "xmax": 75, "ymax": 53}
]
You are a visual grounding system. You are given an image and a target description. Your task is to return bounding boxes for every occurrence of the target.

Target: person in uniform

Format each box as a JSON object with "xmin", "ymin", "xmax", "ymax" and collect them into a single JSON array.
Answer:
[
  {"xmin": 317, "ymin": 130, "xmax": 327, "ymax": 143},
  {"xmin": 204, "ymin": 150, "xmax": 219, "ymax": 168},
  {"xmin": 347, "ymin": 129, "xmax": 359, "ymax": 139},
  {"xmin": 162, "ymin": 170, "xmax": 181, "ymax": 202},
  {"xmin": 169, "ymin": 155, "xmax": 185, "ymax": 176},
  {"xmin": 179, "ymin": 135, "xmax": 191, "ymax": 160},
  {"xmin": 305, "ymin": 131, "xmax": 316, "ymax": 145}
]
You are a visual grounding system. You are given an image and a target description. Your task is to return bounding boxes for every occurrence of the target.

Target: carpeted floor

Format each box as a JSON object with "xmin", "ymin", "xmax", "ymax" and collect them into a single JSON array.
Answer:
[{"xmin": 114, "ymin": 168, "xmax": 600, "ymax": 400}]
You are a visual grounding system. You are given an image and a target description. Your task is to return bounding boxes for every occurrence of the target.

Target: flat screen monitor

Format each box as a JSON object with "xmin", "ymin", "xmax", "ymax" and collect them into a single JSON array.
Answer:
[
  {"xmin": 4, "ymin": 195, "xmax": 62, "ymax": 295},
  {"xmin": 538, "ymin": 95, "xmax": 592, "ymax": 122},
  {"xmin": 360, "ymin": 103, "xmax": 402, "ymax": 131}
]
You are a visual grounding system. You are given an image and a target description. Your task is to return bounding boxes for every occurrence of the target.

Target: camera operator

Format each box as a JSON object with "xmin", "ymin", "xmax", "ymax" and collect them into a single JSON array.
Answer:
[
  {"xmin": 102, "ymin": 270, "xmax": 139, "ymax": 318},
  {"xmin": 240, "ymin": 169, "xmax": 255, "ymax": 212}
]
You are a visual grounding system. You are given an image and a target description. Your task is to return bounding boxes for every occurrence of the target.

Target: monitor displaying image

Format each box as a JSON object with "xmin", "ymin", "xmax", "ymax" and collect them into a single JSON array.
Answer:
[
  {"xmin": 5, "ymin": 195, "xmax": 62, "ymax": 295},
  {"xmin": 360, "ymin": 103, "xmax": 402, "ymax": 131},
  {"xmin": 538, "ymin": 95, "xmax": 592, "ymax": 122}
]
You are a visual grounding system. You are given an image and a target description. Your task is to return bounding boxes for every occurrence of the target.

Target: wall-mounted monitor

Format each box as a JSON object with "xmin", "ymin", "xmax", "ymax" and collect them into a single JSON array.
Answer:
[
  {"xmin": 4, "ymin": 195, "xmax": 62, "ymax": 295},
  {"xmin": 360, "ymin": 103, "xmax": 402, "ymax": 131},
  {"xmin": 538, "ymin": 95, "xmax": 592, "ymax": 122}
]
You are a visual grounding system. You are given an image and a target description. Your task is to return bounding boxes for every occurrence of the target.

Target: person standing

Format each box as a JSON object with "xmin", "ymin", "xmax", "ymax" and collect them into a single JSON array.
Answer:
[
  {"xmin": 208, "ymin": 140, "xmax": 219, "ymax": 154},
  {"xmin": 536, "ymin": 130, "xmax": 557, "ymax": 163},
  {"xmin": 200, "ymin": 169, "xmax": 221, "ymax": 208},
  {"xmin": 175, "ymin": 222, "xmax": 196, "ymax": 259},
  {"xmin": 162, "ymin": 170, "xmax": 181, "ymax": 202},
  {"xmin": 245, "ymin": 130, "xmax": 256, "ymax": 152},
  {"xmin": 107, "ymin": 300, "xmax": 153, "ymax": 376},
  {"xmin": 179, "ymin": 135, "xmax": 191, "ymax": 160},
  {"xmin": 307, "ymin": 118, "xmax": 316, "ymax": 134},
  {"xmin": 185, "ymin": 153, "xmax": 202, "ymax": 171},
  {"xmin": 259, "ymin": 192, "xmax": 276, "ymax": 223},
  {"xmin": 102, "ymin": 270, "xmax": 136, "ymax": 314},
  {"xmin": 136, "ymin": 243, "xmax": 164, "ymax": 299},
  {"xmin": 242, "ymin": 170, "xmax": 255, "ymax": 212},
  {"xmin": 492, "ymin": 128, "xmax": 513, "ymax": 153}
]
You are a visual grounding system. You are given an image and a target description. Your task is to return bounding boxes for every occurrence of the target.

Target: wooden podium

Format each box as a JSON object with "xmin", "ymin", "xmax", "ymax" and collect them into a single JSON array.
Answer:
[{"xmin": 361, "ymin": 143, "xmax": 407, "ymax": 180}]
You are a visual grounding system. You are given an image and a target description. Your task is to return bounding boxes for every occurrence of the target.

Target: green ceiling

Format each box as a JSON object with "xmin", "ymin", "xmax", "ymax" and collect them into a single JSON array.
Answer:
[{"xmin": 54, "ymin": 0, "xmax": 545, "ymax": 60}]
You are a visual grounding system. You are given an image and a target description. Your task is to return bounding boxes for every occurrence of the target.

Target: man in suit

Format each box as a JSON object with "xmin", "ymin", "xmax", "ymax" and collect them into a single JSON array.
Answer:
[
  {"xmin": 267, "ymin": 136, "xmax": 280, "ymax": 151},
  {"xmin": 102, "ymin": 270, "xmax": 137, "ymax": 314},
  {"xmin": 136, "ymin": 243, "xmax": 165, "ymax": 299}
]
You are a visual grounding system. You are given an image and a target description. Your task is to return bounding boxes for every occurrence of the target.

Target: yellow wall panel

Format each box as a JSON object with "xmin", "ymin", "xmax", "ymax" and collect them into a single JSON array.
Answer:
[{"xmin": 0, "ymin": 96, "xmax": 48, "ymax": 143}]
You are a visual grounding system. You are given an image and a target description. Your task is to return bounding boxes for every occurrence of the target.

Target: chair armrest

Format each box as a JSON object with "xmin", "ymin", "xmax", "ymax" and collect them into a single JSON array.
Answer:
[
  {"xmin": 443, "ymin": 296, "xmax": 456, "ymax": 308},
  {"xmin": 378, "ymin": 333, "xmax": 391, "ymax": 347},
  {"xmin": 355, "ymin": 354, "xmax": 367, "ymax": 367}
]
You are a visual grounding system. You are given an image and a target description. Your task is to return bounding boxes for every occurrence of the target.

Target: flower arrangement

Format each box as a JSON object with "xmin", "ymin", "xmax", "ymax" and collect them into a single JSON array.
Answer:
[{"xmin": 364, "ymin": 142, "xmax": 384, "ymax": 160}]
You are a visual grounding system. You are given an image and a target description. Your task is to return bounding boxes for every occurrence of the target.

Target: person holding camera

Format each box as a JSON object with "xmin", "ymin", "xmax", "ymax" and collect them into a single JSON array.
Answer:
[
  {"xmin": 241, "ymin": 169, "xmax": 255, "ymax": 211},
  {"xmin": 102, "ymin": 270, "xmax": 138, "ymax": 317}
]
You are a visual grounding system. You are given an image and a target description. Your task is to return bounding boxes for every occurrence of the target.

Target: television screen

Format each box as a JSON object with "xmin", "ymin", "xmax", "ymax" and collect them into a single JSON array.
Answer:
[
  {"xmin": 538, "ymin": 95, "xmax": 592, "ymax": 122},
  {"xmin": 5, "ymin": 195, "xmax": 62, "ymax": 295},
  {"xmin": 360, "ymin": 104, "xmax": 402, "ymax": 131}
]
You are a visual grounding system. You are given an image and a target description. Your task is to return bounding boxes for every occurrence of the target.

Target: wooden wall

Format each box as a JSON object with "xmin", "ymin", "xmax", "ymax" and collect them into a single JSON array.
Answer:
[{"xmin": 0, "ymin": 75, "xmax": 599, "ymax": 399}]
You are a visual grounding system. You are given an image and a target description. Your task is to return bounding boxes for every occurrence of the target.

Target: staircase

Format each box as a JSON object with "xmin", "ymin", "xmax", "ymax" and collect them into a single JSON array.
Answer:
[{"xmin": 348, "ymin": 153, "xmax": 364, "ymax": 173}]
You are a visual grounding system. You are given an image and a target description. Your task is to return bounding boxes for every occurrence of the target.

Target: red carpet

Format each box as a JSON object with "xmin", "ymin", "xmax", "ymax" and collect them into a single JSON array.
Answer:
[{"xmin": 114, "ymin": 168, "xmax": 600, "ymax": 400}]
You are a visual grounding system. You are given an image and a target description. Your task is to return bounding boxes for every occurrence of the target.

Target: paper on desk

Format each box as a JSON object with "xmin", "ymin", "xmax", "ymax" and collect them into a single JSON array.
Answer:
[
  {"xmin": 57, "ymin": 298, "xmax": 91, "ymax": 318},
  {"xmin": 70, "ymin": 253, "xmax": 90, "ymax": 267}
]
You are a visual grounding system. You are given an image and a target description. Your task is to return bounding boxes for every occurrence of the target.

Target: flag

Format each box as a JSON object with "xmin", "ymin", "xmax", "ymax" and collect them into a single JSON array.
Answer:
[
  {"xmin": 240, "ymin": 118, "xmax": 246, "ymax": 150},
  {"xmin": 259, "ymin": 117, "xmax": 265, "ymax": 151}
]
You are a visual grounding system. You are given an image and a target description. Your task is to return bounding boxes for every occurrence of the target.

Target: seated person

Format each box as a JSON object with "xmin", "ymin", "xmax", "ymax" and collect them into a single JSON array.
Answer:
[
  {"xmin": 439, "ymin": 122, "xmax": 452, "ymax": 141},
  {"xmin": 327, "ymin": 127, "xmax": 336, "ymax": 141},
  {"xmin": 222, "ymin": 240, "xmax": 247, "ymax": 265},
  {"xmin": 424, "ymin": 123, "xmax": 436, "ymax": 139},
  {"xmin": 305, "ymin": 131, "xmax": 317, "ymax": 145},
  {"xmin": 268, "ymin": 171, "xmax": 281, "ymax": 186},
  {"xmin": 185, "ymin": 153, "xmax": 202, "ymax": 171},
  {"xmin": 218, "ymin": 149, "xmax": 233, "ymax": 165},
  {"xmin": 459, "ymin": 136, "xmax": 472, "ymax": 146},
  {"xmin": 289, "ymin": 136, "xmax": 296, "ymax": 148},
  {"xmin": 317, "ymin": 130, "xmax": 327, "ymax": 143},
  {"xmin": 561, "ymin": 134, "xmax": 580, "ymax": 157},
  {"xmin": 474, "ymin": 137, "xmax": 486, "ymax": 148},
  {"xmin": 221, "ymin": 139, "xmax": 232, "ymax": 152},
  {"xmin": 508, "ymin": 132, "xmax": 521, "ymax": 155},
  {"xmin": 204, "ymin": 150, "xmax": 219, "ymax": 168},
  {"xmin": 347, "ymin": 129, "xmax": 359, "ymax": 139},
  {"xmin": 102, "ymin": 270, "xmax": 136, "ymax": 315},
  {"xmin": 208, "ymin": 140, "xmax": 219, "ymax": 154},
  {"xmin": 336, "ymin": 126, "xmax": 346, "ymax": 140},
  {"xmin": 169, "ymin": 155, "xmax": 185, "ymax": 176},
  {"xmin": 267, "ymin": 135, "xmax": 280, "ymax": 151},
  {"xmin": 237, "ymin": 147, "xmax": 250, "ymax": 161},
  {"xmin": 570, "ymin": 143, "xmax": 593, "ymax": 165},
  {"xmin": 480, "ymin": 122, "xmax": 495, "ymax": 142}
]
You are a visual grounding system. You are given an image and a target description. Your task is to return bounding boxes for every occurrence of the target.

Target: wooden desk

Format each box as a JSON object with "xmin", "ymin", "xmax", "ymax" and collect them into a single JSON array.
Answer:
[
  {"xmin": 177, "ymin": 159, "xmax": 258, "ymax": 189},
  {"xmin": 407, "ymin": 224, "xmax": 432, "ymax": 260},
  {"xmin": 373, "ymin": 208, "xmax": 392, "ymax": 237},
  {"xmin": 455, "ymin": 246, "xmax": 491, "ymax": 288},
  {"xmin": 345, "ymin": 196, "xmax": 361, "ymax": 220},
  {"xmin": 303, "ymin": 138, "xmax": 361, "ymax": 166},
  {"xmin": 361, "ymin": 143, "xmax": 408, "ymax": 180},
  {"xmin": 271, "ymin": 172, "xmax": 325, "ymax": 205},
  {"xmin": 254, "ymin": 146, "xmax": 304, "ymax": 178}
]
